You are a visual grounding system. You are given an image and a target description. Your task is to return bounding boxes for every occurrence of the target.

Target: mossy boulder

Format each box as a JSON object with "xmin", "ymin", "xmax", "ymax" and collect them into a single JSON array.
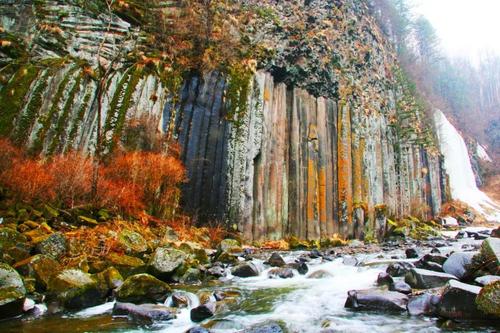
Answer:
[
  {"xmin": 95, "ymin": 267, "xmax": 124, "ymax": 291},
  {"xmin": 105, "ymin": 252, "xmax": 146, "ymax": 277},
  {"xmin": 47, "ymin": 269, "xmax": 106, "ymax": 310},
  {"xmin": 148, "ymin": 247, "xmax": 188, "ymax": 279},
  {"xmin": 217, "ymin": 239, "xmax": 242, "ymax": 254},
  {"xmin": 0, "ymin": 263, "xmax": 26, "ymax": 319},
  {"xmin": 178, "ymin": 242, "xmax": 209, "ymax": 264},
  {"xmin": 35, "ymin": 232, "xmax": 67, "ymax": 259},
  {"xmin": 116, "ymin": 273, "xmax": 171, "ymax": 304},
  {"xmin": 0, "ymin": 227, "xmax": 31, "ymax": 265},
  {"xmin": 117, "ymin": 229, "xmax": 148, "ymax": 255},
  {"xmin": 13, "ymin": 254, "xmax": 62, "ymax": 290},
  {"xmin": 476, "ymin": 280, "xmax": 500, "ymax": 318}
]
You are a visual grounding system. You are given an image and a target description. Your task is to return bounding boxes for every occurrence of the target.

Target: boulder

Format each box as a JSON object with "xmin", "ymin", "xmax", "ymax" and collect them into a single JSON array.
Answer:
[
  {"xmin": 186, "ymin": 328, "xmax": 212, "ymax": 333},
  {"xmin": 421, "ymin": 254, "xmax": 448, "ymax": 265},
  {"xmin": 478, "ymin": 238, "xmax": 500, "ymax": 275},
  {"xmin": 190, "ymin": 302, "xmax": 216, "ymax": 322},
  {"xmin": 0, "ymin": 263, "xmax": 26, "ymax": 319},
  {"xmin": 389, "ymin": 281, "xmax": 412, "ymax": 294},
  {"xmin": 232, "ymin": 262, "xmax": 260, "ymax": 278},
  {"xmin": 267, "ymin": 253, "xmax": 286, "ymax": 267},
  {"xmin": 95, "ymin": 267, "xmax": 124, "ymax": 290},
  {"xmin": 105, "ymin": 252, "xmax": 146, "ymax": 277},
  {"xmin": 441, "ymin": 217, "xmax": 458, "ymax": 227},
  {"xmin": 180, "ymin": 268, "xmax": 202, "ymax": 284},
  {"xmin": 475, "ymin": 275, "xmax": 500, "ymax": 286},
  {"xmin": 218, "ymin": 239, "xmax": 242, "ymax": 254},
  {"xmin": 116, "ymin": 273, "xmax": 171, "ymax": 304},
  {"xmin": 475, "ymin": 280, "xmax": 499, "ymax": 318},
  {"xmin": 242, "ymin": 321, "xmax": 286, "ymax": 333},
  {"xmin": 407, "ymin": 293, "xmax": 440, "ymax": 316},
  {"xmin": 405, "ymin": 268, "xmax": 457, "ymax": 289},
  {"xmin": 117, "ymin": 229, "xmax": 148, "ymax": 255},
  {"xmin": 307, "ymin": 270, "xmax": 334, "ymax": 279},
  {"xmin": 148, "ymin": 247, "xmax": 188, "ymax": 279},
  {"xmin": 405, "ymin": 248, "xmax": 419, "ymax": 259},
  {"xmin": 171, "ymin": 292, "xmax": 190, "ymax": 308},
  {"xmin": 345, "ymin": 289, "xmax": 408, "ymax": 313},
  {"xmin": 268, "ymin": 268, "xmax": 294, "ymax": 279},
  {"xmin": 491, "ymin": 226, "xmax": 500, "ymax": 238},
  {"xmin": 215, "ymin": 251, "xmax": 239, "ymax": 265},
  {"xmin": 0, "ymin": 227, "xmax": 30, "ymax": 264},
  {"xmin": 286, "ymin": 262, "xmax": 308, "ymax": 275},
  {"xmin": 386, "ymin": 262, "xmax": 415, "ymax": 277},
  {"xmin": 442, "ymin": 252, "xmax": 475, "ymax": 280},
  {"xmin": 13, "ymin": 254, "xmax": 62, "ymax": 290},
  {"xmin": 113, "ymin": 302, "xmax": 176, "ymax": 323},
  {"xmin": 437, "ymin": 280, "xmax": 487, "ymax": 319},
  {"xmin": 207, "ymin": 264, "xmax": 225, "ymax": 278},
  {"xmin": 47, "ymin": 269, "xmax": 105, "ymax": 310},
  {"xmin": 35, "ymin": 232, "xmax": 67, "ymax": 259},
  {"xmin": 377, "ymin": 272, "xmax": 394, "ymax": 287}
]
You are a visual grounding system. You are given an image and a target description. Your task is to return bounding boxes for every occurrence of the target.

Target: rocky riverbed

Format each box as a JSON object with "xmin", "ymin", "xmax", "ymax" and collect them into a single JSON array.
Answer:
[{"xmin": 0, "ymin": 227, "xmax": 499, "ymax": 333}]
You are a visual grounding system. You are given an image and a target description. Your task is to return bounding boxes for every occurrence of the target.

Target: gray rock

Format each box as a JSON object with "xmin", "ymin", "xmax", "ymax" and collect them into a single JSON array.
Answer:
[
  {"xmin": 207, "ymin": 265, "xmax": 225, "ymax": 278},
  {"xmin": 267, "ymin": 253, "xmax": 286, "ymax": 267},
  {"xmin": 307, "ymin": 270, "xmax": 334, "ymax": 279},
  {"xmin": 0, "ymin": 263, "xmax": 26, "ymax": 319},
  {"xmin": 345, "ymin": 289, "xmax": 409, "ymax": 313},
  {"xmin": 171, "ymin": 292, "xmax": 190, "ymax": 308},
  {"xmin": 405, "ymin": 268, "xmax": 457, "ymax": 289},
  {"xmin": 232, "ymin": 262, "xmax": 260, "ymax": 278},
  {"xmin": 286, "ymin": 262, "xmax": 308, "ymax": 275},
  {"xmin": 437, "ymin": 280, "xmax": 486, "ymax": 319},
  {"xmin": 148, "ymin": 248, "xmax": 188, "ymax": 279},
  {"xmin": 113, "ymin": 302, "xmax": 176, "ymax": 323},
  {"xmin": 389, "ymin": 281, "xmax": 412, "ymax": 294},
  {"xmin": 186, "ymin": 328, "xmax": 212, "ymax": 333},
  {"xmin": 442, "ymin": 252, "xmax": 475, "ymax": 280},
  {"xmin": 268, "ymin": 268, "xmax": 294, "ymax": 279},
  {"xmin": 386, "ymin": 262, "xmax": 415, "ymax": 277},
  {"xmin": 377, "ymin": 272, "xmax": 394, "ymax": 286},
  {"xmin": 407, "ymin": 293, "xmax": 440, "ymax": 316},
  {"xmin": 475, "ymin": 275, "xmax": 500, "ymax": 286},
  {"xmin": 190, "ymin": 302, "xmax": 216, "ymax": 322},
  {"xmin": 35, "ymin": 232, "xmax": 67, "ymax": 260},
  {"xmin": 405, "ymin": 248, "xmax": 419, "ymax": 259}
]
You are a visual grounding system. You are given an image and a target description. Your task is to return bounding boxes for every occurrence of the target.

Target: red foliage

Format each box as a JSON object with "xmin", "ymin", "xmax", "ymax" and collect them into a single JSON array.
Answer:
[{"xmin": 0, "ymin": 138, "xmax": 186, "ymax": 218}]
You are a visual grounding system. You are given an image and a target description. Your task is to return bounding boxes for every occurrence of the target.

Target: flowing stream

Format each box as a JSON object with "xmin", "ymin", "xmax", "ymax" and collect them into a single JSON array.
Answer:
[{"xmin": 0, "ymin": 229, "xmax": 496, "ymax": 333}]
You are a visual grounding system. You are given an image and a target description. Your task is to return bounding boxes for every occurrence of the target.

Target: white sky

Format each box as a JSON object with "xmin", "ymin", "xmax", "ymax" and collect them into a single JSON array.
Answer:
[{"xmin": 412, "ymin": 0, "xmax": 500, "ymax": 61}]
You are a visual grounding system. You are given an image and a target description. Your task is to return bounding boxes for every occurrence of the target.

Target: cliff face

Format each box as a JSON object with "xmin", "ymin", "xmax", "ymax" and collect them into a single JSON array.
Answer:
[{"xmin": 0, "ymin": 0, "xmax": 448, "ymax": 240}]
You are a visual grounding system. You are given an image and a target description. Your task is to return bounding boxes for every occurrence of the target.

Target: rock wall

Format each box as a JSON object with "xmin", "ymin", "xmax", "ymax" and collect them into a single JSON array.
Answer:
[{"xmin": 0, "ymin": 0, "xmax": 449, "ymax": 241}]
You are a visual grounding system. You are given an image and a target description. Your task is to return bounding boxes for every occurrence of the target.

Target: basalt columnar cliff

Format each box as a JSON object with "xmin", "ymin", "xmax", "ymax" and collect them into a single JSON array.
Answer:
[{"xmin": 0, "ymin": 0, "xmax": 448, "ymax": 241}]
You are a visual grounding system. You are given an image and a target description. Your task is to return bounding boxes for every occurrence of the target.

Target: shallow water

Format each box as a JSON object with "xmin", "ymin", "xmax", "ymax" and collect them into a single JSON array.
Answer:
[{"xmin": 1, "ymin": 230, "xmax": 497, "ymax": 333}]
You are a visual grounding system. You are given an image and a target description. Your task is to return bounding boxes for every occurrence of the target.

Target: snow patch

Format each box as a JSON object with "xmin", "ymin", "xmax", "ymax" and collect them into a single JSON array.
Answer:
[{"xmin": 434, "ymin": 110, "xmax": 500, "ymax": 222}]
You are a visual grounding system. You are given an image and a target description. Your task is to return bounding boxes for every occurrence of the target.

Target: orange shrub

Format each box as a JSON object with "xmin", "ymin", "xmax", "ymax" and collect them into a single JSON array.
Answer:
[
  {"xmin": 96, "ymin": 178, "xmax": 144, "ymax": 216},
  {"xmin": 1, "ymin": 159, "xmax": 55, "ymax": 203}
]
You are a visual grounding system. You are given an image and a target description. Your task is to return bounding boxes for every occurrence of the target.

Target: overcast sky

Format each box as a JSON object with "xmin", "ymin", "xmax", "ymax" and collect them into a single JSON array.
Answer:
[{"xmin": 413, "ymin": 0, "xmax": 500, "ymax": 62}]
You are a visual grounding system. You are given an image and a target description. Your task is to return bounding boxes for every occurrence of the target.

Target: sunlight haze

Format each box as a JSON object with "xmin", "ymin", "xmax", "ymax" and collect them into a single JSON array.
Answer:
[{"xmin": 414, "ymin": 0, "xmax": 500, "ymax": 61}]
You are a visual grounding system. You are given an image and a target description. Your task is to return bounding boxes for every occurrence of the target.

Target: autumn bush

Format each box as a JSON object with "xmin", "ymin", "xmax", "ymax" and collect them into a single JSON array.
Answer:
[{"xmin": 0, "ymin": 138, "xmax": 186, "ymax": 218}]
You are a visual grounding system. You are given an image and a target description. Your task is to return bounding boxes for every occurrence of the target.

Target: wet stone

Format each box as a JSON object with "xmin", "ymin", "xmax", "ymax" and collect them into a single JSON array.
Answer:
[
  {"xmin": 386, "ymin": 262, "xmax": 415, "ymax": 277},
  {"xmin": 190, "ymin": 302, "xmax": 216, "ymax": 322},
  {"xmin": 113, "ymin": 302, "xmax": 176, "ymax": 323},
  {"xmin": 266, "ymin": 253, "xmax": 286, "ymax": 267},
  {"xmin": 345, "ymin": 289, "xmax": 409, "ymax": 313},
  {"xmin": 405, "ymin": 268, "xmax": 457, "ymax": 289}
]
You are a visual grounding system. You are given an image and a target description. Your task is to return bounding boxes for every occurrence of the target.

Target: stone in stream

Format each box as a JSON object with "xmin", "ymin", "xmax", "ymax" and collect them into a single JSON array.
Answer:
[
  {"xmin": 389, "ymin": 281, "xmax": 412, "ymax": 294},
  {"xmin": 267, "ymin": 253, "xmax": 286, "ymax": 267},
  {"xmin": 345, "ymin": 289, "xmax": 409, "ymax": 313},
  {"xmin": 232, "ymin": 262, "xmax": 260, "ymax": 278},
  {"xmin": 13, "ymin": 254, "xmax": 62, "ymax": 290},
  {"xmin": 116, "ymin": 273, "xmax": 171, "ymax": 304},
  {"xmin": 35, "ymin": 232, "xmax": 67, "ymax": 260},
  {"xmin": 386, "ymin": 262, "xmax": 415, "ymax": 277},
  {"xmin": 171, "ymin": 292, "xmax": 190, "ymax": 308},
  {"xmin": 207, "ymin": 264, "xmax": 225, "ymax": 278},
  {"xmin": 0, "ymin": 263, "xmax": 26, "ymax": 320},
  {"xmin": 95, "ymin": 267, "xmax": 124, "ymax": 290},
  {"xmin": 242, "ymin": 320, "xmax": 287, "ymax": 333},
  {"xmin": 405, "ymin": 248, "xmax": 419, "ymax": 259},
  {"xmin": 307, "ymin": 270, "xmax": 334, "ymax": 279},
  {"xmin": 377, "ymin": 272, "xmax": 394, "ymax": 286},
  {"xmin": 475, "ymin": 275, "xmax": 500, "ymax": 286},
  {"xmin": 437, "ymin": 280, "xmax": 487, "ymax": 319},
  {"xmin": 113, "ymin": 302, "xmax": 176, "ymax": 323},
  {"xmin": 217, "ymin": 239, "xmax": 242, "ymax": 254},
  {"xmin": 442, "ymin": 252, "xmax": 475, "ymax": 280},
  {"xmin": 268, "ymin": 268, "xmax": 294, "ymax": 279},
  {"xmin": 286, "ymin": 261, "xmax": 308, "ymax": 275},
  {"xmin": 405, "ymin": 268, "xmax": 457, "ymax": 289},
  {"xmin": 148, "ymin": 247, "xmax": 188, "ymax": 279},
  {"xmin": 473, "ymin": 238, "xmax": 500, "ymax": 275},
  {"xmin": 190, "ymin": 302, "xmax": 216, "ymax": 322},
  {"xmin": 475, "ymin": 280, "xmax": 500, "ymax": 318},
  {"xmin": 186, "ymin": 328, "xmax": 212, "ymax": 333},
  {"xmin": 47, "ymin": 269, "xmax": 105, "ymax": 310},
  {"xmin": 407, "ymin": 293, "xmax": 440, "ymax": 316}
]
